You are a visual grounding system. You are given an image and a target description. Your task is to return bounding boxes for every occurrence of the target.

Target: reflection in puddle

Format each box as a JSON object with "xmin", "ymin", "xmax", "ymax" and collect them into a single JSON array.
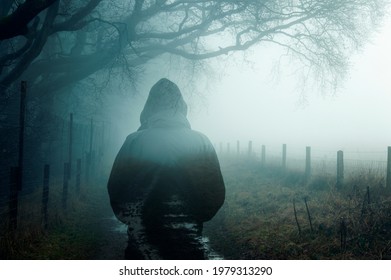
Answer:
[
  {"xmin": 106, "ymin": 215, "xmax": 223, "ymax": 259},
  {"xmin": 103, "ymin": 215, "xmax": 128, "ymax": 233}
]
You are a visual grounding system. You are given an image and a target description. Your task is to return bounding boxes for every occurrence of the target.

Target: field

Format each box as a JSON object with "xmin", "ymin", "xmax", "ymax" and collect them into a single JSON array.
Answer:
[
  {"xmin": 205, "ymin": 157, "xmax": 391, "ymax": 259},
  {"xmin": 1, "ymin": 156, "xmax": 391, "ymax": 259}
]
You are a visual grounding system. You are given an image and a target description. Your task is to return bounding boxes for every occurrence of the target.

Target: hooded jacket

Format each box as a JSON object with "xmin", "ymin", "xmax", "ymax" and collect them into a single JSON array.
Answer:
[{"xmin": 107, "ymin": 78, "xmax": 225, "ymax": 230}]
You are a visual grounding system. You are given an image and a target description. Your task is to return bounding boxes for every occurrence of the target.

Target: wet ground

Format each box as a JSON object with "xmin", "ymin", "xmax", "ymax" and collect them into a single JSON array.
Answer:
[
  {"xmin": 94, "ymin": 216, "xmax": 128, "ymax": 259},
  {"xmin": 94, "ymin": 215, "xmax": 223, "ymax": 260}
]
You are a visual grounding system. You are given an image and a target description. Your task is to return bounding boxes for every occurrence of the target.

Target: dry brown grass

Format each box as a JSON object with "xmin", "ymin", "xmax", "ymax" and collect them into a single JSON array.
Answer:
[
  {"xmin": 2, "ymin": 157, "xmax": 391, "ymax": 260},
  {"xmin": 204, "ymin": 157, "xmax": 391, "ymax": 259},
  {"xmin": 0, "ymin": 180, "xmax": 110, "ymax": 259}
]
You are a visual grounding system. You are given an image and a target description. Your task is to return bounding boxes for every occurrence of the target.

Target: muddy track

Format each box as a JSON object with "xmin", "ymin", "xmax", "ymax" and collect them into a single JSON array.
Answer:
[{"xmin": 92, "ymin": 215, "xmax": 128, "ymax": 260}]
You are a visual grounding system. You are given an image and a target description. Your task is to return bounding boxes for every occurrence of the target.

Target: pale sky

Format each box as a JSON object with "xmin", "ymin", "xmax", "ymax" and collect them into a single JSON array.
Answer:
[
  {"xmin": 114, "ymin": 15, "xmax": 391, "ymax": 163},
  {"xmin": 185, "ymin": 16, "xmax": 391, "ymax": 161}
]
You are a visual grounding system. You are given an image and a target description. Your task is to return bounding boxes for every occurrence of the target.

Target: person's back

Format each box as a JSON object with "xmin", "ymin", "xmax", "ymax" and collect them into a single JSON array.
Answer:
[{"xmin": 107, "ymin": 78, "xmax": 225, "ymax": 259}]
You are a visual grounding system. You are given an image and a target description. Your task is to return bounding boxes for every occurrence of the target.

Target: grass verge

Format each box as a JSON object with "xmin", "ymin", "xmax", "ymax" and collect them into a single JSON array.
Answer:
[{"xmin": 204, "ymin": 157, "xmax": 391, "ymax": 259}]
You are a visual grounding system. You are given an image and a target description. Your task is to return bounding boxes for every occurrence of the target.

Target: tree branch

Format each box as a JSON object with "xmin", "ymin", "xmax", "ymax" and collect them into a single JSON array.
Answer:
[
  {"xmin": 0, "ymin": 1, "xmax": 59, "ymax": 88},
  {"xmin": 0, "ymin": 0, "xmax": 57, "ymax": 40},
  {"xmin": 51, "ymin": 0, "xmax": 103, "ymax": 33}
]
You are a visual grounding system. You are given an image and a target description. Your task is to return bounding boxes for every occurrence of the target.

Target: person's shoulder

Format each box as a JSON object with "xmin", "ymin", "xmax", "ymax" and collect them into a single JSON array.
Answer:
[
  {"xmin": 187, "ymin": 129, "xmax": 214, "ymax": 146},
  {"xmin": 124, "ymin": 131, "xmax": 139, "ymax": 141},
  {"xmin": 123, "ymin": 127, "xmax": 162, "ymax": 145},
  {"xmin": 122, "ymin": 130, "xmax": 146, "ymax": 146},
  {"xmin": 189, "ymin": 128, "xmax": 209, "ymax": 138},
  {"xmin": 189, "ymin": 129, "xmax": 206, "ymax": 138}
]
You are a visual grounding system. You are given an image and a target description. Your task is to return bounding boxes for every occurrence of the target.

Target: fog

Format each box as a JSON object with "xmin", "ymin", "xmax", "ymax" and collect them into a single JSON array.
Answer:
[
  {"xmin": 2, "ymin": 0, "xmax": 391, "ymax": 262},
  {"xmin": 192, "ymin": 19, "xmax": 391, "ymax": 153},
  {"xmin": 111, "ymin": 18, "xmax": 391, "ymax": 164}
]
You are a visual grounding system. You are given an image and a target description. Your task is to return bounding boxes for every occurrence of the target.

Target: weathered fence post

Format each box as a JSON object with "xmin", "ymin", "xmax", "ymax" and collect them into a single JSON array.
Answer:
[
  {"xmin": 9, "ymin": 167, "xmax": 19, "ymax": 231},
  {"xmin": 41, "ymin": 164, "xmax": 50, "ymax": 229},
  {"xmin": 62, "ymin": 163, "xmax": 69, "ymax": 210},
  {"xmin": 282, "ymin": 144, "xmax": 287, "ymax": 170},
  {"xmin": 68, "ymin": 113, "xmax": 73, "ymax": 179},
  {"xmin": 60, "ymin": 118, "xmax": 66, "ymax": 165},
  {"xmin": 91, "ymin": 150, "xmax": 96, "ymax": 180},
  {"xmin": 86, "ymin": 118, "xmax": 93, "ymax": 183},
  {"xmin": 336, "ymin": 150, "xmax": 344, "ymax": 188},
  {"xmin": 18, "ymin": 81, "xmax": 27, "ymax": 191},
  {"xmin": 89, "ymin": 118, "xmax": 94, "ymax": 156},
  {"xmin": 86, "ymin": 153, "xmax": 90, "ymax": 184},
  {"xmin": 236, "ymin": 140, "xmax": 240, "ymax": 156},
  {"xmin": 99, "ymin": 122, "xmax": 105, "ymax": 165},
  {"xmin": 261, "ymin": 145, "xmax": 266, "ymax": 167},
  {"xmin": 76, "ymin": 158, "xmax": 81, "ymax": 193},
  {"xmin": 305, "ymin": 146, "xmax": 311, "ymax": 180},
  {"xmin": 387, "ymin": 146, "xmax": 391, "ymax": 189},
  {"xmin": 248, "ymin": 141, "xmax": 252, "ymax": 156}
]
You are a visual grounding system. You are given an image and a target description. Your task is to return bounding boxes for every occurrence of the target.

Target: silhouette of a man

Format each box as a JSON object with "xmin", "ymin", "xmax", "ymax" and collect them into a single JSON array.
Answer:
[{"xmin": 107, "ymin": 78, "xmax": 225, "ymax": 259}]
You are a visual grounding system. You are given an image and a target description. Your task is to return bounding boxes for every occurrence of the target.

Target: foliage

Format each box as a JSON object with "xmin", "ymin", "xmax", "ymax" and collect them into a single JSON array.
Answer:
[{"xmin": 0, "ymin": 0, "xmax": 388, "ymax": 97}]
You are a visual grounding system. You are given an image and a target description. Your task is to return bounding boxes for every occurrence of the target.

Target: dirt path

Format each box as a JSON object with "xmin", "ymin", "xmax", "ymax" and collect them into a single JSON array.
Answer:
[
  {"xmin": 93, "ymin": 215, "xmax": 128, "ymax": 260},
  {"xmin": 82, "ymin": 178, "xmax": 224, "ymax": 260},
  {"xmin": 93, "ymin": 214, "xmax": 223, "ymax": 259}
]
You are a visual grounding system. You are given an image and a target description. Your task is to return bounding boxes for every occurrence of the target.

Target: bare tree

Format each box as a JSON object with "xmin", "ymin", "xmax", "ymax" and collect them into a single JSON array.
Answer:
[
  {"xmin": 0, "ymin": 0, "xmax": 388, "ymax": 97},
  {"xmin": 0, "ymin": 0, "xmax": 389, "ymax": 201},
  {"xmin": 0, "ymin": 0, "xmax": 58, "ymax": 40}
]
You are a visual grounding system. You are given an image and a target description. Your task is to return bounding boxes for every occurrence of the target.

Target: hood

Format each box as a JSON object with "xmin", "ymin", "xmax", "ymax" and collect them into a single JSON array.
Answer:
[{"xmin": 139, "ymin": 78, "xmax": 189, "ymax": 130}]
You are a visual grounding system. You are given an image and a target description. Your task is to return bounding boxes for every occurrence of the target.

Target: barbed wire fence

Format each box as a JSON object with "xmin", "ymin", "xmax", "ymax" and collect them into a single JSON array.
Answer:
[
  {"xmin": 216, "ymin": 140, "xmax": 391, "ymax": 188},
  {"xmin": 0, "ymin": 81, "xmax": 113, "ymax": 238},
  {"xmin": 2, "ymin": 81, "xmax": 390, "ymax": 244}
]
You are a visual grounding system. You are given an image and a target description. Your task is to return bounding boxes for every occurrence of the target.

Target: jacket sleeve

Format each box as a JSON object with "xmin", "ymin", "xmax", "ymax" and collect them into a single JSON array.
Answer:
[
  {"xmin": 107, "ymin": 131, "xmax": 225, "ymax": 224},
  {"xmin": 107, "ymin": 135, "xmax": 158, "ymax": 224},
  {"xmin": 178, "ymin": 143, "xmax": 225, "ymax": 222}
]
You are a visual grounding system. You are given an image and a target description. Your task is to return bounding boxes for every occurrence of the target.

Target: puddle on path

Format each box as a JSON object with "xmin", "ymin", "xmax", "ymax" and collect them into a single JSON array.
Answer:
[{"xmin": 99, "ymin": 215, "xmax": 223, "ymax": 260}]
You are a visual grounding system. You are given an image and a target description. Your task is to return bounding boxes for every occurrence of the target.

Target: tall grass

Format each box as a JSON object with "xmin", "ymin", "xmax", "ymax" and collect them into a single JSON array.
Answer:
[
  {"xmin": 2, "ymin": 156, "xmax": 391, "ymax": 259},
  {"xmin": 204, "ymin": 157, "xmax": 391, "ymax": 259},
  {"xmin": 0, "ymin": 180, "xmax": 111, "ymax": 259}
]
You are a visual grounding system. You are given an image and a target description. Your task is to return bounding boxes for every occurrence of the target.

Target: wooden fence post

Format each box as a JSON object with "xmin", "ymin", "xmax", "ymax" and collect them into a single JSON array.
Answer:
[
  {"xmin": 336, "ymin": 150, "xmax": 344, "ymax": 188},
  {"xmin": 100, "ymin": 122, "xmax": 105, "ymax": 161},
  {"xmin": 248, "ymin": 141, "xmax": 252, "ymax": 156},
  {"xmin": 86, "ymin": 118, "xmax": 93, "ymax": 183},
  {"xmin": 41, "ymin": 164, "xmax": 50, "ymax": 229},
  {"xmin": 387, "ymin": 146, "xmax": 391, "ymax": 188},
  {"xmin": 68, "ymin": 113, "xmax": 73, "ymax": 179},
  {"xmin": 282, "ymin": 144, "xmax": 287, "ymax": 170},
  {"xmin": 17, "ymin": 81, "xmax": 27, "ymax": 191},
  {"xmin": 91, "ymin": 150, "xmax": 96, "ymax": 180},
  {"xmin": 9, "ymin": 167, "xmax": 19, "ymax": 231},
  {"xmin": 261, "ymin": 145, "xmax": 266, "ymax": 167},
  {"xmin": 86, "ymin": 153, "xmax": 90, "ymax": 184},
  {"xmin": 305, "ymin": 146, "xmax": 311, "ymax": 180},
  {"xmin": 89, "ymin": 118, "xmax": 94, "ymax": 156},
  {"xmin": 62, "ymin": 163, "xmax": 69, "ymax": 210},
  {"xmin": 76, "ymin": 158, "xmax": 81, "ymax": 193}
]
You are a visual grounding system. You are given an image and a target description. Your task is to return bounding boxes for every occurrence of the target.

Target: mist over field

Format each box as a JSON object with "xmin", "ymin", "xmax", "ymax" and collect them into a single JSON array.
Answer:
[
  {"xmin": 109, "ymin": 17, "xmax": 391, "ymax": 165},
  {"xmin": 1, "ymin": 0, "xmax": 391, "ymax": 261}
]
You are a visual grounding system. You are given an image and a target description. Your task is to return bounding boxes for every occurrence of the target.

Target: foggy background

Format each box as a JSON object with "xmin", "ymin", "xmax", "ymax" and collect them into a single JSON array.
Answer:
[
  {"xmin": 2, "ymin": 0, "xmax": 390, "ymax": 175},
  {"xmin": 109, "ymin": 17, "xmax": 391, "ymax": 166},
  {"xmin": 2, "ymin": 0, "xmax": 391, "ymax": 261}
]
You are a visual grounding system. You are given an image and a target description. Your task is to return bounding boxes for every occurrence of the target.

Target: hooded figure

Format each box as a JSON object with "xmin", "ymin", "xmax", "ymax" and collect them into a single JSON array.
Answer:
[{"xmin": 107, "ymin": 78, "xmax": 225, "ymax": 259}]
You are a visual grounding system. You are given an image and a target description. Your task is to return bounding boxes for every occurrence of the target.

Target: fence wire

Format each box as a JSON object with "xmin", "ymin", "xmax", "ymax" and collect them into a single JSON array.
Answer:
[{"xmin": 217, "ymin": 141, "xmax": 390, "ymax": 179}]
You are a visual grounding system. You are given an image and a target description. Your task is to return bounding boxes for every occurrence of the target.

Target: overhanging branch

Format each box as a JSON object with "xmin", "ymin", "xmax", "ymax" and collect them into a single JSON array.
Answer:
[{"xmin": 0, "ymin": 0, "xmax": 57, "ymax": 40}]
